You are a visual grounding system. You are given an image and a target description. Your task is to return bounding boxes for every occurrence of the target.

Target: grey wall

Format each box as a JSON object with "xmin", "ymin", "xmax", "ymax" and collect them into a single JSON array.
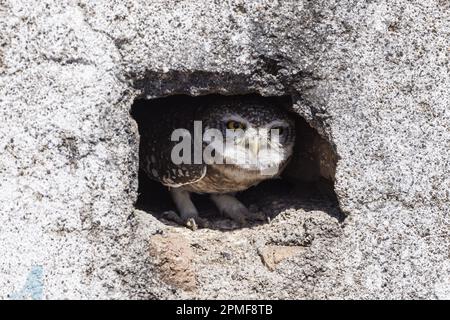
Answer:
[{"xmin": 0, "ymin": 0, "xmax": 448, "ymax": 299}]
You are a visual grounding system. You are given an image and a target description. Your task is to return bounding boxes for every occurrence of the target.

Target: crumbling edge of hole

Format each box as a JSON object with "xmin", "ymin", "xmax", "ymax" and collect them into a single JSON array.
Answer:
[
  {"xmin": 287, "ymin": 93, "xmax": 348, "ymax": 220},
  {"xmin": 129, "ymin": 88, "xmax": 346, "ymax": 227}
]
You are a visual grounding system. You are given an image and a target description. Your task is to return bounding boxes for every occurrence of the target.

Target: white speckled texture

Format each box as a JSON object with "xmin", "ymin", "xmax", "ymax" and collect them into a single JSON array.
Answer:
[{"xmin": 0, "ymin": 0, "xmax": 448, "ymax": 299}]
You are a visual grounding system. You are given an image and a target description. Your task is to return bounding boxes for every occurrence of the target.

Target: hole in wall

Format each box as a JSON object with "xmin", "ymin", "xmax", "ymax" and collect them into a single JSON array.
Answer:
[{"xmin": 131, "ymin": 94, "xmax": 343, "ymax": 230}]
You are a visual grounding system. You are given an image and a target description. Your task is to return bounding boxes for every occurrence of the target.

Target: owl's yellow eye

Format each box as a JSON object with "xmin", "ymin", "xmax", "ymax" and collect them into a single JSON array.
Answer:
[{"xmin": 226, "ymin": 121, "xmax": 246, "ymax": 130}]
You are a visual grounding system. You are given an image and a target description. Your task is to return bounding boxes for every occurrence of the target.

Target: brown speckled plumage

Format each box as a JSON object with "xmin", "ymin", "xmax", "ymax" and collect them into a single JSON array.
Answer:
[
  {"xmin": 136, "ymin": 95, "xmax": 295, "ymax": 193},
  {"xmin": 133, "ymin": 95, "xmax": 295, "ymax": 226}
]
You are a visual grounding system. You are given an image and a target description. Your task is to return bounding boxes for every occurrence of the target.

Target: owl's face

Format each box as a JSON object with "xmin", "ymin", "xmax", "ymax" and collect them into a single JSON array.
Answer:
[{"xmin": 200, "ymin": 100, "xmax": 295, "ymax": 175}]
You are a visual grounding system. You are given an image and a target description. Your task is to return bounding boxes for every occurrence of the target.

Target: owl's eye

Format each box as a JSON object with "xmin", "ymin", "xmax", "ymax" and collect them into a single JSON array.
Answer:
[
  {"xmin": 272, "ymin": 126, "xmax": 285, "ymax": 135},
  {"xmin": 226, "ymin": 121, "xmax": 246, "ymax": 130}
]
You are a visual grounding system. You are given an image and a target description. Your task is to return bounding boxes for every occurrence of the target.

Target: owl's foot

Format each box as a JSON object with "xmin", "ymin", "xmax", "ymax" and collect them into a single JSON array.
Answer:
[
  {"xmin": 210, "ymin": 194, "xmax": 249, "ymax": 226},
  {"xmin": 161, "ymin": 211, "xmax": 208, "ymax": 230},
  {"xmin": 185, "ymin": 217, "xmax": 209, "ymax": 231},
  {"xmin": 161, "ymin": 210, "xmax": 184, "ymax": 224},
  {"xmin": 170, "ymin": 188, "xmax": 209, "ymax": 230}
]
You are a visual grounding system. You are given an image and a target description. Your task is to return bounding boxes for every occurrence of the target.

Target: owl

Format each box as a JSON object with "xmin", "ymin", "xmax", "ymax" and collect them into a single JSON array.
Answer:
[{"xmin": 137, "ymin": 95, "xmax": 295, "ymax": 229}]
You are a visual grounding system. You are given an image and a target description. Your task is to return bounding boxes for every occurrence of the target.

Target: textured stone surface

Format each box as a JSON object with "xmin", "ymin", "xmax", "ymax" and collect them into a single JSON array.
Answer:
[
  {"xmin": 148, "ymin": 232, "xmax": 196, "ymax": 292},
  {"xmin": 0, "ymin": 0, "xmax": 448, "ymax": 299}
]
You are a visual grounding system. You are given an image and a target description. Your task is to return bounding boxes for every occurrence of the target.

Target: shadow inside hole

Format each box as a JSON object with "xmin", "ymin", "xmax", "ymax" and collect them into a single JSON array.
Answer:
[
  {"xmin": 135, "ymin": 170, "xmax": 343, "ymax": 230},
  {"xmin": 132, "ymin": 94, "xmax": 344, "ymax": 230}
]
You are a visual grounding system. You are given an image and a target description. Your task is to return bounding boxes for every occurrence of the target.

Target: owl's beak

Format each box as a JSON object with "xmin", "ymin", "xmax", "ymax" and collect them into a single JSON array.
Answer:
[{"xmin": 249, "ymin": 138, "xmax": 262, "ymax": 156}]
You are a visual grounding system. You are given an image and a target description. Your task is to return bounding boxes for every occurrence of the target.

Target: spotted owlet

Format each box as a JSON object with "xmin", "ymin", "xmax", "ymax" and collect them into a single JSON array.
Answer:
[{"xmin": 137, "ymin": 95, "xmax": 295, "ymax": 228}]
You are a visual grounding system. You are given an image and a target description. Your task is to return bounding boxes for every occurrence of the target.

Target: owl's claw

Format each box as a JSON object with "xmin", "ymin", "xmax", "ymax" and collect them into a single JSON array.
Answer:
[
  {"xmin": 185, "ymin": 217, "xmax": 198, "ymax": 230},
  {"xmin": 185, "ymin": 217, "xmax": 209, "ymax": 230},
  {"xmin": 161, "ymin": 210, "xmax": 209, "ymax": 230}
]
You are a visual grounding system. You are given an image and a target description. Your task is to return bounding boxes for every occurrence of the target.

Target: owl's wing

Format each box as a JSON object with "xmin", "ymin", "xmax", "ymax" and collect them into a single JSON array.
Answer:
[
  {"xmin": 158, "ymin": 159, "xmax": 206, "ymax": 188},
  {"xmin": 135, "ymin": 101, "xmax": 207, "ymax": 188}
]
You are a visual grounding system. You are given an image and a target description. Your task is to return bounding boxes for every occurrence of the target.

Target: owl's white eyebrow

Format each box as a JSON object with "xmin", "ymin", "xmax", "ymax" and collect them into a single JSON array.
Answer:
[
  {"xmin": 221, "ymin": 114, "xmax": 248, "ymax": 124},
  {"xmin": 265, "ymin": 120, "xmax": 288, "ymax": 128}
]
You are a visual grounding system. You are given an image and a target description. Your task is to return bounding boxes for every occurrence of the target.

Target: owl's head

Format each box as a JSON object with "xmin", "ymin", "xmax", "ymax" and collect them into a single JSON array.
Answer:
[{"xmin": 200, "ymin": 96, "xmax": 296, "ymax": 176}]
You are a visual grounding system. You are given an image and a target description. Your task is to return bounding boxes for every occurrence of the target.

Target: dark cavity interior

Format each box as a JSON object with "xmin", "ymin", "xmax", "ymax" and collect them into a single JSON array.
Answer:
[{"xmin": 131, "ymin": 94, "xmax": 343, "ymax": 230}]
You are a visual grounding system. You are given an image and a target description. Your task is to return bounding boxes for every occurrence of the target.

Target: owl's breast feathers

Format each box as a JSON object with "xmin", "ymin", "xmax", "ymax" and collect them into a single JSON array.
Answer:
[{"xmin": 181, "ymin": 164, "xmax": 277, "ymax": 194}]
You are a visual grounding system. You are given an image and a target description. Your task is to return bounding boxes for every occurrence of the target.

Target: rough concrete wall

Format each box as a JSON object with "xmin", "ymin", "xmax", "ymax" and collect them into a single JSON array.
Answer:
[{"xmin": 0, "ymin": 0, "xmax": 448, "ymax": 299}]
